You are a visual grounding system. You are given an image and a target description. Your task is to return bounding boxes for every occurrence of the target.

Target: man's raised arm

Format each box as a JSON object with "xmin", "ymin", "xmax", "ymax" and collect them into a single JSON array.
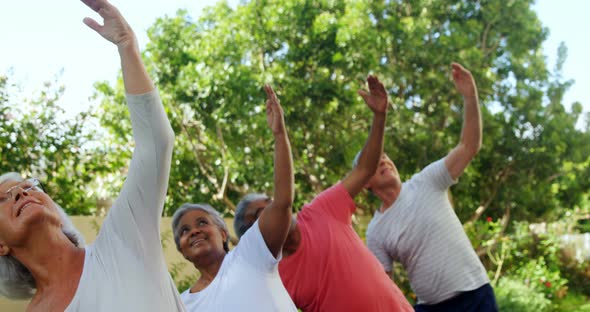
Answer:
[
  {"xmin": 342, "ymin": 75, "xmax": 389, "ymax": 198},
  {"xmin": 445, "ymin": 63, "xmax": 482, "ymax": 180}
]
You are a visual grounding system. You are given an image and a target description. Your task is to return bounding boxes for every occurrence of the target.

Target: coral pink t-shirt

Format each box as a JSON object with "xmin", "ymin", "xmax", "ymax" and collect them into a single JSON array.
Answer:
[{"xmin": 279, "ymin": 183, "xmax": 413, "ymax": 312}]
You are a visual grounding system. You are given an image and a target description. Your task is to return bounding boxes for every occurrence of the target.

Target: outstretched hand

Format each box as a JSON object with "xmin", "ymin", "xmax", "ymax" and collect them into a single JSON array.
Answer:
[
  {"xmin": 264, "ymin": 85, "xmax": 286, "ymax": 135},
  {"xmin": 81, "ymin": 0, "xmax": 135, "ymax": 48},
  {"xmin": 451, "ymin": 63, "xmax": 477, "ymax": 98},
  {"xmin": 358, "ymin": 75, "xmax": 388, "ymax": 114}
]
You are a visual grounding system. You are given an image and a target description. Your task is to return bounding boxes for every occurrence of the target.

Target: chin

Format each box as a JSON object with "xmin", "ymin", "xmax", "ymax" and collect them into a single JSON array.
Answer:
[{"xmin": 21, "ymin": 206, "xmax": 60, "ymax": 228}]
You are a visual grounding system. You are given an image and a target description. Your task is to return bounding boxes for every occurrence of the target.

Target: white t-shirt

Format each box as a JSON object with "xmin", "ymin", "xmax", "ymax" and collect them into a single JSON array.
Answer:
[
  {"xmin": 366, "ymin": 158, "xmax": 489, "ymax": 305},
  {"xmin": 181, "ymin": 220, "xmax": 297, "ymax": 312},
  {"xmin": 65, "ymin": 90, "xmax": 185, "ymax": 312}
]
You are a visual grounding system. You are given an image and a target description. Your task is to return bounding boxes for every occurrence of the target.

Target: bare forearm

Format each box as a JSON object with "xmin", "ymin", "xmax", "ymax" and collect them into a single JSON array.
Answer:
[
  {"xmin": 272, "ymin": 131, "xmax": 294, "ymax": 211},
  {"xmin": 118, "ymin": 42, "xmax": 154, "ymax": 95},
  {"xmin": 342, "ymin": 112, "xmax": 386, "ymax": 197},
  {"xmin": 357, "ymin": 113, "xmax": 386, "ymax": 176},
  {"xmin": 459, "ymin": 94, "xmax": 482, "ymax": 154}
]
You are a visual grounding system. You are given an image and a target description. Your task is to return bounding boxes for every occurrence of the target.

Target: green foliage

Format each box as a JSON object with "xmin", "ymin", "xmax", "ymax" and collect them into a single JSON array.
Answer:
[
  {"xmin": 555, "ymin": 292, "xmax": 590, "ymax": 312},
  {"xmin": 512, "ymin": 256, "xmax": 567, "ymax": 299},
  {"xmin": 0, "ymin": 74, "xmax": 107, "ymax": 215},
  {"xmin": 464, "ymin": 217, "xmax": 503, "ymax": 250},
  {"xmin": 466, "ymin": 216, "xmax": 590, "ymax": 304},
  {"xmin": 494, "ymin": 277, "xmax": 552, "ymax": 312},
  {"xmin": 501, "ymin": 224, "xmax": 568, "ymax": 297},
  {"xmin": 169, "ymin": 261, "xmax": 198, "ymax": 293},
  {"xmin": 87, "ymin": 0, "xmax": 590, "ymax": 223}
]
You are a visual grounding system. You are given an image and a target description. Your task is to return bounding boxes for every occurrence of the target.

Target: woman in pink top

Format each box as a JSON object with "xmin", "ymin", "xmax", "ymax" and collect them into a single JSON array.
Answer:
[{"xmin": 234, "ymin": 76, "xmax": 413, "ymax": 312}]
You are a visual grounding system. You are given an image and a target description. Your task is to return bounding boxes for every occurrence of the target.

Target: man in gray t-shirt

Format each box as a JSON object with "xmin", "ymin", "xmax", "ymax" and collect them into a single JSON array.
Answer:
[{"xmin": 359, "ymin": 63, "xmax": 498, "ymax": 312}]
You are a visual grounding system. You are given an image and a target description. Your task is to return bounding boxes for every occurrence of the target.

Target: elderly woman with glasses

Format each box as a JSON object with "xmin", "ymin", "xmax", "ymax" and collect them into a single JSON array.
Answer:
[
  {"xmin": 0, "ymin": 0, "xmax": 185, "ymax": 311},
  {"xmin": 171, "ymin": 85, "xmax": 297, "ymax": 311}
]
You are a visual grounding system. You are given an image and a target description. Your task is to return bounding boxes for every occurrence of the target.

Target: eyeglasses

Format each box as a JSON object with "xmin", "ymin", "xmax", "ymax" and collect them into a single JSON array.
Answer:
[{"xmin": 0, "ymin": 178, "xmax": 46, "ymax": 205}]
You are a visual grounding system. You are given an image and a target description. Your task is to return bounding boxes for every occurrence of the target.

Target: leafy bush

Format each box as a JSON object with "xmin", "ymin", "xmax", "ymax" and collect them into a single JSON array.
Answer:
[
  {"xmin": 494, "ymin": 277, "xmax": 551, "ymax": 312},
  {"xmin": 512, "ymin": 256, "xmax": 568, "ymax": 299},
  {"xmin": 554, "ymin": 292, "xmax": 590, "ymax": 312}
]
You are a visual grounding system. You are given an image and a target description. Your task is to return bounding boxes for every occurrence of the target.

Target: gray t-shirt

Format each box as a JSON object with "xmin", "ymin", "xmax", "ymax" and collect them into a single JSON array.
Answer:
[
  {"xmin": 366, "ymin": 158, "xmax": 489, "ymax": 304},
  {"xmin": 65, "ymin": 90, "xmax": 185, "ymax": 311}
]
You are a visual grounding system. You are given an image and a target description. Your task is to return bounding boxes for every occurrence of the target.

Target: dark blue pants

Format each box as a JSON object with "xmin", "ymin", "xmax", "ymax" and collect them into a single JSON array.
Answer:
[{"xmin": 414, "ymin": 284, "xmax": 498, "ymax": 312}]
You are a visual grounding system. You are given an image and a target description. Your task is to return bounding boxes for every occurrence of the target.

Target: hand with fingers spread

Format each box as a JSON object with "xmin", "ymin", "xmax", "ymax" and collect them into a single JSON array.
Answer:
[
  {"xmin": 81, "ymin": 0, "xmax": 136, "ymax": 48},
  {"xmin": 358, "ymin": 75, "xmax": 389, "ymax": 115},
  {"xmin": 264, "ymin": 85, "xmax": 286, "ymax": 135},
  {"xmin": 452, "ymin": 62, "xmax": 477, "ymax": 98}
]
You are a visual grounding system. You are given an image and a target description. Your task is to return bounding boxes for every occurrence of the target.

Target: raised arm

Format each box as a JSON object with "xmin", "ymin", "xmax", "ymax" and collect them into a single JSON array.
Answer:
[
  {"xmin": 444, "ymin": 63, "xmax": 482, "ymax": 180},
  {"xmin": 342, "ymin": 75, "xmax": 388, "ymax": 198},
  {"xmin": 258, "ymin": 85, "xmax": 294, "ymax": 258},
  {"xmin": 82, "ymin": 0, "xmax": 152, "ymax": 94},
  {"xmin": 81, "ymin": 0, "xmax": 174, "ymax": 252}
]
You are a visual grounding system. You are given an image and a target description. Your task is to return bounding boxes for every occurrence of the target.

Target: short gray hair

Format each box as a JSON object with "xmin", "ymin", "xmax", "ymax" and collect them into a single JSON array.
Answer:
[
  {"xmin": 0, "ymin": 172, "xmax": 85, "ymax": 299},
  {"xmin": 234, "ymin": 193, "xmax": 269, "ymax": 238},
  {"xmin": 171, "ymin": 203, "xmax": 229, "ymax": 252}
]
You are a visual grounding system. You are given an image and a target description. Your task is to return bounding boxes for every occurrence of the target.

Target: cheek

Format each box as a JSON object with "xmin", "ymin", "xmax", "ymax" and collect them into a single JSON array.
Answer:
[
  {"xmin": 0, "ymin": 218, "xmax": 9, "ymax": 240},
  {"xmin": 37, "ymin": 195, "xmax": 60, "ymax": 216},
  {"xmin": 178, "ymin": 235, "xmax": 190, "ymax": 250}
]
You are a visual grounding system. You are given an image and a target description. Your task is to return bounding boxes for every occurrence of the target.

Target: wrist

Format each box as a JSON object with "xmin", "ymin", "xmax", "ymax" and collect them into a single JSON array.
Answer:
[
  {"xmin": 273, "ymin": 129, "xmax": 288, "ymax": 138},
  {"xmin": 116, "ymin": 35, "xmax": 139, "ymax": 53},
  {"xmin": 373, "ymin": 111, "xmax": 387, "ymax": 119}
]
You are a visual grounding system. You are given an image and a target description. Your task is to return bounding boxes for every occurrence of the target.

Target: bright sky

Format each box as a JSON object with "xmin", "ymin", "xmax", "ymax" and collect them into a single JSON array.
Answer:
[{"xmin": 0, "ymin": 0, "xmax": 588, "ymax": 126}]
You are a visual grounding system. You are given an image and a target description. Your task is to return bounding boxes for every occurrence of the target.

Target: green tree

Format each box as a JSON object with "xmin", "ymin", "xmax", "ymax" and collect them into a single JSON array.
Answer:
[
  {"xmin": 0, "ymin": 74, "xmax": 107, "ymax": 215},
  {"xmin": 91, "ymin": 0, "xmax": 589, "ymax": 227}
]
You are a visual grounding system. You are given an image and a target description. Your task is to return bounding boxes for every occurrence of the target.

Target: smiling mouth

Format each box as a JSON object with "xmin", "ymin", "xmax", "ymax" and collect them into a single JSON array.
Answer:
[
  {"xmin": 190, "ymin": 238, "xmax": 206, "ymax": 247},
  {"xmin": 17, "ymin": 202, "xmax": 36, "ymax": 217}
]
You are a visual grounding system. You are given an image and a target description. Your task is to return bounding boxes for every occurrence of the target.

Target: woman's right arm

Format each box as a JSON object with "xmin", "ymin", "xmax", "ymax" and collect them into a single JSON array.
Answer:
[
  {"xmin": 257, "ymin": 85, "xmax": 294, "ymax": 258},
  {"xmin": 81, "ymin": 0, "xmax": 174, "ymax": 259}
]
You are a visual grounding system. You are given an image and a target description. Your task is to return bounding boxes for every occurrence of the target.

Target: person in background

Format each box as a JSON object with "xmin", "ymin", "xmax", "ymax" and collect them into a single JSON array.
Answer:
[
  {"xmin": 362, "ymin": 63, "xmax": 498, "ymax": 311},
  {"xmin": 172, "ymin": 85, "xmax": 297, "ymax": 312},
  {"xmin": 234, "ymin": 75, "xmax": 413, "ymax": 312}
]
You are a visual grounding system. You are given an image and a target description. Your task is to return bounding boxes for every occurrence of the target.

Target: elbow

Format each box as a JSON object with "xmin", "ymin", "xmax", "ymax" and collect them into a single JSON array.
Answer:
[
  {"xmin": 355, "ymin": 166, "xmax": 376, "ymax": 182},
  {"xmin": 462, "ymin": 141, "xmax": 481, "ymax": 158},
  {"xmin": 160, "ymin": 124, "xmax": 176, "ymax": 156},
  {"xmin": 471, "ymin": 139, "xmax": 482, "ymax": 155}
]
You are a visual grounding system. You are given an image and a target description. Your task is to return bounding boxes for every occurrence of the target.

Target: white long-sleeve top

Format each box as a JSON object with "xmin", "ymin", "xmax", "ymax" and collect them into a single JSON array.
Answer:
[{"xmin": 65, "ymin": 90, "xmax": 185, "ymax": 311}]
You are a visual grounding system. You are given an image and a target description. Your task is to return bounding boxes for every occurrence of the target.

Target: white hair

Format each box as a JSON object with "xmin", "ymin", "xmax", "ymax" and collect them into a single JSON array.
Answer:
[{"xmin": 0, "ymin": 172, "xmax": 85, "ymax": 299}]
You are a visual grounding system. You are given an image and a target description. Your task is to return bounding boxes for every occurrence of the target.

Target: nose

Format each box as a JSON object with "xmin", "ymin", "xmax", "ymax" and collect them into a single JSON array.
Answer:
[
  {"xmin": 189, "ymin": 227, "xmax": 200, "ymax": 237},
  {"xmin": 13, "ymin": 187, "xmax": 31, "ymax": 202}
]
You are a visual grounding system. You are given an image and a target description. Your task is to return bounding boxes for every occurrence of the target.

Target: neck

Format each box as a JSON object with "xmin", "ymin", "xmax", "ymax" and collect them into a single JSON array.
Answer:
[
  {"xmin": 12, "ymin": 228, "xmax": 84, "ymax": 293},
  {"xmin": 374, "ymin": 184, "xmax": 402, "ymax": 213},
  {"xmin": 193, "ymin": 252, "xmax": 225, "ymax": 290}
]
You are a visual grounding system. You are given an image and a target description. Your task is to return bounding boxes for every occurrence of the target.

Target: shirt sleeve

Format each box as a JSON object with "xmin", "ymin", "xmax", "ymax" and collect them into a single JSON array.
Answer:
[
  {"xmin": 415, "ymin": 158, "xmax": 457, "ymax": 191},
  {"xmin": 233, "ymin": 220, "xmax": 280, "ymax": 274},
  {"xmin": 301, "ymin": 182, "xmax": 356, "ymax": 224},
  {"xmin": 366, "ymin": 229, "xmax": 393, "ymax": 272},
  {"xmin": 94, "ymin": 89, "xmax": 175, "ymax": 270}
]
